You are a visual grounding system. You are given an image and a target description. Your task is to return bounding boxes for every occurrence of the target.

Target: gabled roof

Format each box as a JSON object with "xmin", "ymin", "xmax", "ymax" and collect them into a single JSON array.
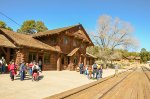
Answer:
[
  {"xmin": 0, "ymin": 28, "xmax": 59, "ymax": 52},
  {"xmin": 0, "ymin": 34, "xmax": 16, "ymax": 48},
  {"xmin": 32, "ymin": 24, "xmax": 94, "ymax": 46},
  {"xmin": 127, "ymin": 56, "xmax": 140, "ymax": 60},
  {"xmin": 86, "ymin": 52, "xmax": 97, "ymax": 59},
  {"xmin": 67, "ymin": 48, "xmax": 79, "ymax": 56},
  {"xmin": 32, "ymin": 24, "xmax": 78, "ymax": 37}
]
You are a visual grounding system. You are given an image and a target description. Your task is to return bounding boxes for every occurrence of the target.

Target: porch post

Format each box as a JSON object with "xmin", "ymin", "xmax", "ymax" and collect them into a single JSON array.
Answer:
[
  {"xmin": 57, "ymin": 54, "xmax": 61, "ymax": 71},
  {"xmin": 36, "ymin": 52, "xmax": 39, "ymax": 62},
  {"xmin": 79, "ymin": 55, "xmax": 81, "ymax": 65},
  {"xmin": 6, "ymin": 48, "xmax": 10, "ymax": 64},
  {"xmin": 84, "ymin": 55, "xmax": 86, "ymax": 66}
]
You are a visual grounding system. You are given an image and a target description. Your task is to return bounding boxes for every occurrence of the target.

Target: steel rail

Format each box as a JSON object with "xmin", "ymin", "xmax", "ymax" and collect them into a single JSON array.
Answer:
[
  {"xmin": 141, "ymin": 66, "xmax": 150, "ymax": 82},
  {"xmin": 97, "ymin": 67, "xmax": 137, "ymax": 99}
]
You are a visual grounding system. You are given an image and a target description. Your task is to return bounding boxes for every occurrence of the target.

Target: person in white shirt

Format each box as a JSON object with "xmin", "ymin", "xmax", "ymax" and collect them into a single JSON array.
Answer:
[
  {"xmin": 32, "ymin": 62, "xmax": 41, "ymax": 81},
  {"xmin": 0, "ymin": 59, "xmax": 2, "ymax": 74},
  {"xmin": 115, "ymin": 63, "xmax": 119, "ymax": 76}
]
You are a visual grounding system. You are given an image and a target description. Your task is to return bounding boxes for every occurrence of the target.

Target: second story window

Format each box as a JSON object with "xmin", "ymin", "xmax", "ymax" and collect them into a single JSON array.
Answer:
[
  {"xmin": 44, "ymin": 53, "xmax": 50, "ymax": 64},
  {"xmin": 81, "ymin": 44, "xmax": 85, "ymax": 49},
  {"xmin": 73, "ymin": 40, "xmax": 76, "ymax": 46},
  {"xmin": 64, "ymin": 36, "xmax": 68, "ymax": 45}
]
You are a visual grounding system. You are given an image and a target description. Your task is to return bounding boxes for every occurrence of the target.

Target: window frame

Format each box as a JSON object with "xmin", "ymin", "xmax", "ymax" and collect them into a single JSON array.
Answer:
[
  {"xmin": 81, "ymin": 44, "xmax": 84, "ymax": 49},
  {"xmin": 28, "ymin": 52, "xmax": 36, "ymax": 62},
  {"xmin": 74, "ymin": 56, "xmax": 78, "ymax": 65},
  {"xmin": 73, "ymin": 40, "xmax": 77, "ymax": 47},
  {"xmin": 44, "ymin": 53, "xmax": 50, "ymax": 64},
  {"xmin": 63, "ymin": 36, "xmax": 68, "ymax": 45},
  {"xmin": 61, "ymin": 57, "xmax": 65, "ymax": 65}
]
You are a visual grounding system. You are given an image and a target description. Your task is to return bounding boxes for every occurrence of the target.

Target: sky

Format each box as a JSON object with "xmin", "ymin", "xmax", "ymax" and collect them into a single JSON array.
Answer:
[{"xmin": 0, "ymin": 0, "xmax": 150, "ymax": 52}]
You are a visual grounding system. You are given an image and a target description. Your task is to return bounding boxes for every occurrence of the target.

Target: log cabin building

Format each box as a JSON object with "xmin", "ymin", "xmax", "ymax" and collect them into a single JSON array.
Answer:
[{"xmin": 0, "ymin": 24, "xmax": 96, "ymax": 71}]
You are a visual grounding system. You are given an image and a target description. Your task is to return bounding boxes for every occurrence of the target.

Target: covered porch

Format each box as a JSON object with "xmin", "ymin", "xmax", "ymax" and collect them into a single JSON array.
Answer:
[
  {"xmin": 0, "ymin": 34, "xmax": 17, "ymax": 63},
  {"xmin": 56, "ymin": 48, "xmax": 88, "ymax": 71},
  {"xmin": 86, "ymin": 53, "xmax": 97, "ymax": 66}
]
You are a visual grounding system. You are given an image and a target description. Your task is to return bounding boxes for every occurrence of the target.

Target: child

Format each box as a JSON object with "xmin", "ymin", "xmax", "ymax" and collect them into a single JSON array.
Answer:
[{"xmin": 87, "ymin": 66, "xmax": 92, "ymax": 79}]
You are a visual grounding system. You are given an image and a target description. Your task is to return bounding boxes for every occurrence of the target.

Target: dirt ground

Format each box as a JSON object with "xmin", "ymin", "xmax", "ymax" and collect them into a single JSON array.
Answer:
[{"xmin": 0, "ymin": 69, "xmax": 126, "ymax": 99}]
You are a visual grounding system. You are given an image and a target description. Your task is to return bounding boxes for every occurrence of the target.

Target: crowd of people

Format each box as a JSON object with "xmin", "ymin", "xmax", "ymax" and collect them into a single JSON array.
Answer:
[
  {"xmin": 0, "ymin": 57, "xmax": 42, "ymax": 81},
  {"xmin": 78, "ymin": 62, "xmax": 119, "ymax": 80},
  {"xmin": 78, "ymin": 62, "xmax": 103, "ymax": 80},
  {"xmin": 0, "ymin": 56, "xmax": 119, "ymax": 81}
]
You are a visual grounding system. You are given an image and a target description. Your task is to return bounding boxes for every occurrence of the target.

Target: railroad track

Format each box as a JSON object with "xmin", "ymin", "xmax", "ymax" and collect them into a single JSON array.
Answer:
[
  {"xmin": 45, "ymin": 67, "xmax": 137, "ymax": 99},
  {"xmin": 96, "ymin": 67, "xmax": 137, "ymax": 99},
  {"xmin": 141, "ymin": 66, "xmax": 150, "ymax": 82}
]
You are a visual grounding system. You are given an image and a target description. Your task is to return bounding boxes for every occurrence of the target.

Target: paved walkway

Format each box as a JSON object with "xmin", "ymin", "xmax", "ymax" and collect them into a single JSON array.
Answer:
[{"xmin": 0, "ymin": 69, "xmax": 126, "ymax": 99}]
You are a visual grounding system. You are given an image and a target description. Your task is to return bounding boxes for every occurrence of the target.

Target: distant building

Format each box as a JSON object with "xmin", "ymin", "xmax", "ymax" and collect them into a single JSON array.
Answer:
[
  {"xmin": 126, "ymin": 56, "xmax": 140, "ymax": 63},
  {"xmin": 113, "ymin": 56, "xmax": 141, "ymax": 64},
  {"xmin": 0, "ymin": 24, "xmax": 96, "ymax": 71}
]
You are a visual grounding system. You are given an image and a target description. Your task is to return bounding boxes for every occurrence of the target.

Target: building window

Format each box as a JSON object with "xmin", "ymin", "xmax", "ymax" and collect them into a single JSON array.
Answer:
[
  {"xmin": 64, "ymin": 36, "xmax": 68, "ymax": 44},
  {"xmin": 67, "ymin": 57, "xmax": 70, "ymax": 64},
  {"xmin": 73, "ymin": 40, "xmax": 76, "ymax": 46},
  {"xmin": 28, "ymin": 52, "xmax": 36, "ymax": 62},
  {"xmin": 61, "ymin": 57, "xmax": 64, "ymax": 65},
  {"xmin": 74, "ymin": 56, "xmax": 78, "ymax": 65},
  {"xmin": 44, "ymin": 54, "xmax": 50, "ymax": 64}
]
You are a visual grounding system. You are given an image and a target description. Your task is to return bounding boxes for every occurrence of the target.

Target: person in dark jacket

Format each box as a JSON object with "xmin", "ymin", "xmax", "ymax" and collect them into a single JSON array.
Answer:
[
  {"xmin": 20, "ymin": 61, "xmax": 26, "ymax": 81},
  {"xmin": 97, "ymin": 65, "xmax": 103, "ymax": 80},
  {"xmin": 79, "ymin": 62, "xmax": 84, "ymax": 74},
  {"xmin": 0, "ymin": 59, "xmax": 2, "ymax": 74},
  {"xmin": 1, "ymin": 57, "xmax": 6, "ymax": 73},
  {"xmin": 92, "ymin": 63, "xmax": 97, "ymax": 79}
]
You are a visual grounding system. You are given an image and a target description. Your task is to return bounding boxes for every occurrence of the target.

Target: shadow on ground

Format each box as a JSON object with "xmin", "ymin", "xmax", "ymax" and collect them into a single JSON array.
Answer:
[{"xmin": 14, "ymin": 74, "xmax": 44, "ymax": 81}]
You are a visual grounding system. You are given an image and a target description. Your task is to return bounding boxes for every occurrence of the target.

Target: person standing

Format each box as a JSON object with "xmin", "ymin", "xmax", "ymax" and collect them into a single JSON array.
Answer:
[
  {"xmin": 38, "ymin": 59, "xmax": 42, "ymax": 72},
  {"xmin": 28, "ymin": 61, "xmax": 33, "ymax": 76},
  {"xmin": 0, "ymin": 59, "xmax": 2, "ymax": 74},
  {"xmin": 7, "ymin": 62, "xmax": 11, "ymax": 72},
  {"xmin": 32, "ymin": 62, "xmax": 41, "ymax": 81},
  {"xmin": 87, "ymin": 66, "xmax": 92, "ymax": 79},
  {"xmin": 20, "ymin": 61, "xmax": 26, "ymax": 81},
  {"xmin": 1, "ymin": 57, "xmax": 6, "ymax": 73},
  {"xmin": 92, "ymin": 62, "xmax": 97, "ymax": 79},
  {"xmin": 97, "ymin": 64, "xmax": 100, "ymax": 80},
  {"xmin": 79, "ymin": 62, "xmax": 84, "ymax": 74},
  {"xmin": 85, "ymin": 65, "xmax": 88, "ymax": 75},
  {"xmin": 9, "ymin": 61, "xmax": 17, "ymax": 81},
  {"xmin": 115, "ymin": 63, "xmax": 119, "ymax": 77},
  {"xmin": 100, "ymin": 65, "xmax": 103, "ymax": 78}
]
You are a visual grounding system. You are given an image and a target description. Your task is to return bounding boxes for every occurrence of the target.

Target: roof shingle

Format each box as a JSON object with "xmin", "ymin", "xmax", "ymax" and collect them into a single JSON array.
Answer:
[
  {"xmin": 32, "ymin": 25, "xmax": 78, "ymax": 37},
  {"xmin": 67, "ymin": 48, "xmax": 79, "ymax": 56},
  {"xmin": 0, "ymin": 28, "xmax": 59, "ymax": 52},
  {"xmin": 32, "ymin": 24, "xmax": 93, "ymax": 45},
  {"xmin": 0, "ymin": 34, "xmax": 16, "ymax": 48}
]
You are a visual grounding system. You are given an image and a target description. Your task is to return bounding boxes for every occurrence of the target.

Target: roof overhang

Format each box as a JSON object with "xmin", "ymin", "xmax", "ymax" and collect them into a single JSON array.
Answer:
[
  {"xmin": 67, "ymin": 48, "xmax": 79, "ymax": 56},
  {"xmin": 0, "ymin": 34, "xmax": 16, "ymax": 48}
]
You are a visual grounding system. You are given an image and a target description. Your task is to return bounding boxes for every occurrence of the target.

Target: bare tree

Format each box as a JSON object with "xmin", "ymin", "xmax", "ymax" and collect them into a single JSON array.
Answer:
[{"xmin": 91, "ymin": 15, "xmax": 139, "ymax": 64}]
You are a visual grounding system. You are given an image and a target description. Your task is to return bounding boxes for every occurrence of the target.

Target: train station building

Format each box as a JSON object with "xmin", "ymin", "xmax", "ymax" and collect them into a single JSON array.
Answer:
[{"xmin": 0, "ymin": 24, "xmax": 96, "ymax": 71}]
